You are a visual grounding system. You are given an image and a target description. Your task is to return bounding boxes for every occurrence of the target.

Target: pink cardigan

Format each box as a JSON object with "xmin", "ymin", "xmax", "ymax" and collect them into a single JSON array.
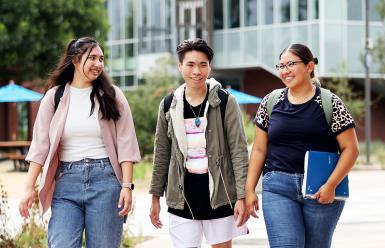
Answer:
[{"xmin": 26, "ymin": 83, "xmax": 141, "ymax": 214}]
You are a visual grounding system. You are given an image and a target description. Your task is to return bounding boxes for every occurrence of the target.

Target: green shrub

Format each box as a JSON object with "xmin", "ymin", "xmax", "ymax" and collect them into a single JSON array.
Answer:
[{"xmin": 127, "ymin": 55, "xmax": 180, "ymax": 156}]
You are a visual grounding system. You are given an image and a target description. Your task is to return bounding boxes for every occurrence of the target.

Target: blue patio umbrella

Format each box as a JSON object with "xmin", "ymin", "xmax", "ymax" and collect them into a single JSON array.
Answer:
[
  {"xmin": 0, "ymin": 82, "xmax": 43, "ymax": 102},
  {"xmin": 226, "ymin": 88, "xmax": 262, "ymax": 104}
]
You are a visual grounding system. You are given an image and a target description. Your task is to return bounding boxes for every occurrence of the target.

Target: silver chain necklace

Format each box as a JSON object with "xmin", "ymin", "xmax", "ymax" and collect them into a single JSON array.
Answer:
[{"xmin": 188, "ymin": 102, "xmax": 203, "ymax": 127}]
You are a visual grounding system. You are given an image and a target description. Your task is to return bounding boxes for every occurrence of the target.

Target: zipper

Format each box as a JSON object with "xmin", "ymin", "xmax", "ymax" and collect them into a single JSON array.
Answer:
[
  {"xmin": 217, "ymin": 156, "xmax": 233, "ymax": 209},
  {"xmin": 177, "ymin": 159, "xmax": 195, "ymax": 219}
]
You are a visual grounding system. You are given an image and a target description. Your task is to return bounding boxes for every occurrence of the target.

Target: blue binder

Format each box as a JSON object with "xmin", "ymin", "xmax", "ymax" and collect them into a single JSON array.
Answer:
[{"xmin": 302, "ymin": 150, "xmax": 349, "ymax": 200}]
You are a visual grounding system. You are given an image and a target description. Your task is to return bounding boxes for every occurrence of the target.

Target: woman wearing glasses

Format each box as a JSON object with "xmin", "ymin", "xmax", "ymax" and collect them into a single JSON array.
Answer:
[
  {"xmin": 19, "ymin": 37, "xmax": 141, "ymax": 247},
  {"xmin": 245, "ymin": 43, "xmax": 359, "ymax": 248}
]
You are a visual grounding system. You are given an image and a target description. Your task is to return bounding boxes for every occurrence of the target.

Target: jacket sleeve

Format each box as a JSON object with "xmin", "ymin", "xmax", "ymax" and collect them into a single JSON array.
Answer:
[
  {"xmin": 224, "ymin": 95, "xmax": 249, "ymax": 199},
  {"xmin": 114, "ymin": 86, "xmax": 141, "ymax": 163},
  {"xmin": 149, "ymin": 99, "xmax": 171, "ymax": 197},
  {"xmin": 25, "ymin": 89, "xmax": 56, "ymax": 166}
]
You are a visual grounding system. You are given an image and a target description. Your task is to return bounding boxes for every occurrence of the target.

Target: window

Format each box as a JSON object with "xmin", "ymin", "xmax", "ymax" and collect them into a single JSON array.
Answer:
[
  {"xmin": 229, "ymin": 0, "xmax": 240, "ymax": 28},
  {"xmin": 298, "ymin": 0, "xmax": 308, "ymax": 21},
  {"xmin": 280, "ymin": 0, "xmax": 290, "ymax": 23},
  {"xmin": 111, "ymin": 45, "xmax": 123, "ymax": 72},
  {"xmin": 141, "ymin": 0, "xmax": 149, "ymax": 37},
  {"xmin": 314, "ymin": 0, "xmax": 319, "ymax": 19},
  {"xmin": 369, "ymin": 0, "xmax": 381, "ymax": 21},
  {"xmin": 124, "ymin": 76, "xmax": 135, "ymax": 87},
  {"xmin": 245, "ymin": 0, "xmax": 257, "ymax": 26},
  {"xmin": 213, "ymin": 0, "xmax": 223, "ymax": 29},
  {"xmin": 125, "ymin": 43, "xmax": 135, "ymax": 70},
  {"xmin": 165, "ymin": 0, "xmax": 172, "ymax": 34},
  {"xmin": 196, "ymin": 7, "xmax": 203, "ymax": 38},
  {"xmin": 110, "ymin": 0, "xmax": 122, "ymax": 40},
  {"xmin": 124, "ymin": 0, "xmax": 134, "ymax": 39},
  {"xmin": 264, "ymin": 0, "xmax": 274, "ymax": 24},
  {"xmin": 151, "ymin": 0, "xmax": 162, "ymax": 37},
  {"xmin": 348, "ymin": 0, "xmax": 362, "ymax": 20}
]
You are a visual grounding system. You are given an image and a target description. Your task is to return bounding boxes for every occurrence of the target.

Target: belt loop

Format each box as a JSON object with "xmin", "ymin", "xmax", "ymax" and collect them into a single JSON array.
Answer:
[
  {"xmin": 68, "ymin": 162, "xmax": 73, "ymax": 169},
  {"xmin": 100, "ymin": 159, "xmax": 104, "ymax": 168}
]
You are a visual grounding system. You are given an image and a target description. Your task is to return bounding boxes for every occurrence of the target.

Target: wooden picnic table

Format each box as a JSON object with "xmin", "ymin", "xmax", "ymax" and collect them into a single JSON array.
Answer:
[{"xmin": 0, "ymin": 141, "xmax": 31, "ymax": 171}]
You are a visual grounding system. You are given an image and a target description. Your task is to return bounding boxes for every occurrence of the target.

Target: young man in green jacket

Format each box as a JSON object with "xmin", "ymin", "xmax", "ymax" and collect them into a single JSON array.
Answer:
[{"xmin": 149, "ymin": 38, "xmax": 250, "ymax": 247}]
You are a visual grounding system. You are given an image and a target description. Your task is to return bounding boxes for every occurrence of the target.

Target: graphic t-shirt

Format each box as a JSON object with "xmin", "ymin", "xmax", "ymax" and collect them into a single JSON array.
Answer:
[{"xmin": 168, "ymin": 88, "xmax": 233, "ymax": 220}]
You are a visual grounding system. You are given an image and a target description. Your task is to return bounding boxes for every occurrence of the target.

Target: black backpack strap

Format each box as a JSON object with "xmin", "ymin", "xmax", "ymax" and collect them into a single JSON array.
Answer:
[
  {"xmin": 218, "ymin": 88, "xmax": 229, "ymax": 127},
  {"xmin": 54, "ymin": 85, "xmax": 65, "ymax": 112},
  {"xmin": 163, "ymin": 92, "xmax": 174, "ymax": 113}
]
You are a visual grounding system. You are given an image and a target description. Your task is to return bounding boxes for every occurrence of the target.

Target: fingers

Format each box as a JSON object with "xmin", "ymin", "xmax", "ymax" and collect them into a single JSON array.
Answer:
[
  {"xmin": 310, "ymin": 192, "xmax": 320, "ymax": 200},
  {"xmin": 118, "ymin": 190, "xmax": 132, "ymax": 217},
  {"xmin": 234, "ymin": 204, "xmax": 249, "ymax": 227},
  {"xmin": 235, "ymin": 211, "xmax": 249, "ymax": 227},
  {"xmin": 118, "ymin": 197, "xmax": 132, "ymax": 217},
  {"xmin": 246, "ymin": 200, "xmax": 259, "ymax": 218},
  {"xmin": 149, "ymin": 211, "xmax": 163, "ymax": 229},
  {"xmin": 310, "ymin": 192, "xmax": 334, "ymax": 204},
  {"xmin": 253, "ymin": 201, "xmax": 259, "ymax": 218},
  {"xmin": 19, "ymin": 199, "xmax": 32, "ymax": 218}
]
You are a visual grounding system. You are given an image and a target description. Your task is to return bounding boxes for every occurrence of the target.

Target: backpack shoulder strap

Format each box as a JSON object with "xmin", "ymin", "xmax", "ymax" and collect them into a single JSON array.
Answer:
[
  {"xmin": 163, "ymin": 92, "xmax": 174, "ymax": 113},
  {"xmin": 54, "ymin": 85, "xmax": 65, "ymax": 112},
  {"xmin": 320, "ymin": 88, "xmax": 333, "ymax": 126},
  {"xmin": 267, "ymin": 88, "xmax": 284, "ymax": 117},
  {"xmin": 218, "ymin": 88, "xmax": 229, "ymax": 126}
]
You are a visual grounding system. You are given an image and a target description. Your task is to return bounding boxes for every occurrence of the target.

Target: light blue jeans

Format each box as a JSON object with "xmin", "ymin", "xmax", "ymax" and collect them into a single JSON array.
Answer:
[
  {"xmin": 262, "ymin": 170, "xmax": 345, "ymax": 248},
  {"xmin": 48, "ymin": 158, "xmax": 124, "ymax": 248}
]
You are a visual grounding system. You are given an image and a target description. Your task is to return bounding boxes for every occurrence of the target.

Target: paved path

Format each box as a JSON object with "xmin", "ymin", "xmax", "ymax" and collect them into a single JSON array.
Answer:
[
  {"xmin": 1, "ymin": 161, "xmax": 385, "ymax": 247},
  {"xmin": 135, "ymin": 169, "xmax": 385, "ymax": 248}
]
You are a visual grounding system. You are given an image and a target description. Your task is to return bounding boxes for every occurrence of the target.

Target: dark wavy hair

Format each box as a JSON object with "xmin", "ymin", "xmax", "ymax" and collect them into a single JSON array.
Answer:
[
  {"xmin": 176, "ymin": 38, "xmax": 214, "ymax": 63},
  {"xmin": 46, "ymin": 37, "xmax": 120, "ymax": 120}
]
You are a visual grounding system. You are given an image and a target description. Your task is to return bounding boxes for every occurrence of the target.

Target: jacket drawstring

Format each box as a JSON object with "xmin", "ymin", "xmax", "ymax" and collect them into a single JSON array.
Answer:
[
  {"xmin": 177, "ymin": 161, "xmax": 195, "ymax": 219},
  {"xmin": 217, "ymin": 156, "xmax": 233, "ymax": 209}
]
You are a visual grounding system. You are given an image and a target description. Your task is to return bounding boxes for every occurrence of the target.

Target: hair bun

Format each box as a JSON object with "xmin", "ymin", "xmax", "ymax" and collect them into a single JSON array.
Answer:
[{"xmin": 313, "ymin": 57, "xmax": 318, "ymax": 65}]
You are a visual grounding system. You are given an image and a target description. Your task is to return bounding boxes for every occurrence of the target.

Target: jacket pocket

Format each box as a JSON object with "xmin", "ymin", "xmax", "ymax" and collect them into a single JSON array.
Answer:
[{"xmin": 166, "ymin": 157, "xmax": 180, "ymax": 203}]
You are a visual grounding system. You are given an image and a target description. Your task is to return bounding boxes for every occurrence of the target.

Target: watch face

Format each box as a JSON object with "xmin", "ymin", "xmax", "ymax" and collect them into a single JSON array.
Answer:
[{"xmin": 122, "ymin": 182, "xmax": 134, "ymax": 190}]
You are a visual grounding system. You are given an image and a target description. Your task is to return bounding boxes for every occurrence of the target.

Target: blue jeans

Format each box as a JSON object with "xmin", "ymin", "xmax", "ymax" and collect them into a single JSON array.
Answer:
[
  {"xmin": 48, "ymin": 158, "xmax": 124, "ymax": 248},
  {"xmin": 262, "ymin": 170, "xmax": 345, "ymax": 248}
]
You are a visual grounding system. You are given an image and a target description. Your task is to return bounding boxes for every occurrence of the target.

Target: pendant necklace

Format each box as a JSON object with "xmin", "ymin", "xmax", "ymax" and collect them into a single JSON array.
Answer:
[{"xmin": 188, "ymin": 101, "xmax": 204, "ymax": 127}]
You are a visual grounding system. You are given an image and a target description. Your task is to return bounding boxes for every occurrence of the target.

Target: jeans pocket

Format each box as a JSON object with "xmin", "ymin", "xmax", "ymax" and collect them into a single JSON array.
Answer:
[
  {"xmin": 263, "ymin": 171, "xmax": 274, "ymax": 182},
  {"xmin": 56, "ymin": 166, "xmax": 72, "ymax": 180}
]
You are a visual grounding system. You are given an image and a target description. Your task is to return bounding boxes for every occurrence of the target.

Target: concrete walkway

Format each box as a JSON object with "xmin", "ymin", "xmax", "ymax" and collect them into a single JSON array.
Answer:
[
  {"xmin": 134, "ymin": 168, "xmax": 385, "ymax": 248},
  {"xmin": 1, "ymin": 161, "xmax": 385, "ymax": 247}
]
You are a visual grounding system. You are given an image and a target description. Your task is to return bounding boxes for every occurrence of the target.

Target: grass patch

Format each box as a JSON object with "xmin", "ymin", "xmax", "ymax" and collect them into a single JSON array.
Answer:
[{"xmin": 133, "ymin": 160, "xmax": 152, "ymax": 181}]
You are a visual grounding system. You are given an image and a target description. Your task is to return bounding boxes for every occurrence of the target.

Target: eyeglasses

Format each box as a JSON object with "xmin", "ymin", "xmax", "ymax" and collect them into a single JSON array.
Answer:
[{"xmin": 275, "ymin": 61, "xmax": 304, "ymax": 71}]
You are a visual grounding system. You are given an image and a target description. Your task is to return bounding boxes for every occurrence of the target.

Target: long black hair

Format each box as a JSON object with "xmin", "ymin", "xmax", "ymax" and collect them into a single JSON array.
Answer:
[{"xmin": 46, "ymin": 37, "xmax": 120, "ymax": 120}]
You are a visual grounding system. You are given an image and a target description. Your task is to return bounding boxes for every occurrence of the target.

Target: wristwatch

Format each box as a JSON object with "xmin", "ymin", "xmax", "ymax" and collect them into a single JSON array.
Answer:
[{"xmin": 122, "ymin": 182, "xmax": 135, "ymax": 190}]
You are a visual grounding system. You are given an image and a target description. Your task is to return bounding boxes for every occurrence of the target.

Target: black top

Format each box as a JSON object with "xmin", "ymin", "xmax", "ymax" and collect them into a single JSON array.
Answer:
[
  {"xmin": 168, "ymin": 88, "xmax": 233, "ymax": 220},
  {"xmin": 254, "ymin": 87, "xmax": 355, "ymax": 174}
]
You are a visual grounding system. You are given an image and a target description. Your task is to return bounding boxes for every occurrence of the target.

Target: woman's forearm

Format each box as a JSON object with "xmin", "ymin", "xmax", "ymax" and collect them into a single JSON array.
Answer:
[
  {"xmin": 121, "ymin": 161, "xmax": 134, "ymax": 183},
  {"xmin": 24, "ymin": 162, "xmax": 43, "ymax": 190}
]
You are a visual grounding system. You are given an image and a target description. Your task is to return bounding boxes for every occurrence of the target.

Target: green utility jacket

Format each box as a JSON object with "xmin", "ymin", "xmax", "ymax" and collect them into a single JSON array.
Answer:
[{"xmin": 149, "ymin": 78, "xmax": 249, "ymax": 215}]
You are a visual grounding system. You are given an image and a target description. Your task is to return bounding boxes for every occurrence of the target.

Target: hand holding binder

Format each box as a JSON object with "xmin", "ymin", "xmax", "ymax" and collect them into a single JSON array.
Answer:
[{"xmin": 302, "ymin": 150, "xmax": 349, "ymax": 201}]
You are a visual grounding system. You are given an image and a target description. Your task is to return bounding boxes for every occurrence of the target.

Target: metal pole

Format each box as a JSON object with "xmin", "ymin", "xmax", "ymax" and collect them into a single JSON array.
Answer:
[{"xmin": 364, "ymin": 0, "xmax": 371, "ymax": 165}]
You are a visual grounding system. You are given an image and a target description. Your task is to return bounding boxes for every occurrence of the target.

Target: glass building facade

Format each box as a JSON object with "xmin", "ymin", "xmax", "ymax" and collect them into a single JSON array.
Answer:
[
  {"xmin": 107, "ymin": 0, "xmax": 384, "ymax": 89},
  {"xmin": 212, "ymin": 0, "xmax": 383, "ymax": 78},
  {"xmin": 107, "ymin": 0, "xmax": 174, "ymax": 89}
]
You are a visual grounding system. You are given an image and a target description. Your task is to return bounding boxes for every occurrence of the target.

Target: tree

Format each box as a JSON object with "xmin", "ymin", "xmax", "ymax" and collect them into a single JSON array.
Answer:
[
  {"xmin": 323, "ymin": 63, "xmax": 365, "ymax": 120},
  {"xmin": 372, "ymin": 0, "xmax": 385, "ymax": 73},
  {"xmin": 0, "ymin": 0, "xmax": 109, "ymax": 83},
  {"xmin": 127, "ymin": 55, "xmax": 181, "ymax": 156}
]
